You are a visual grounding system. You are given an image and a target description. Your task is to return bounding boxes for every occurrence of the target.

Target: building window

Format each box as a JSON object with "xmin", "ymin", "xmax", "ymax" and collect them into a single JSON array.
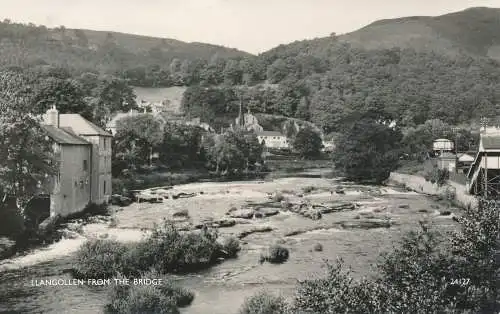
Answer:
[
  {"xmin": 83, "ymin": 159, "xmax": 88, "ymax": 171},
  {"xmin": 103, "ymin": 180, "xmax": 106, "ymax": 195}
]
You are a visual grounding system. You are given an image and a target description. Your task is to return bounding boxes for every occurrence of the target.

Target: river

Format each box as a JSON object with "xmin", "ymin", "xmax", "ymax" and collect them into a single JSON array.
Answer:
[{"xmin": 0, "ymin": 171, "xmax": 458, "ymax": 314}]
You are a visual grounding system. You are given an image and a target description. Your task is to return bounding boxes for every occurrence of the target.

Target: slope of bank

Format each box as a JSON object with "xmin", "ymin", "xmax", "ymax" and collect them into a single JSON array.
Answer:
[{"xmin": 388, "ymin": 172, "xmax": 478, "ymax": 209}]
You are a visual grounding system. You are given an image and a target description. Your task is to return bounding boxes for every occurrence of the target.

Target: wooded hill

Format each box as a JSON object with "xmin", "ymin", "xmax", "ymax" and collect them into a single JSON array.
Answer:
[
  {"xmin": 0, "ymin": 19, "xmax": 250, "ymax": 75},
  {"xmin": 3, "ymin": 7, "xmax": 500, "ymax": 132}
]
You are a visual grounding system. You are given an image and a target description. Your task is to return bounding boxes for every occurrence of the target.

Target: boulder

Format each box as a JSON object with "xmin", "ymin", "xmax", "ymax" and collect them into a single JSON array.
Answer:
[
  {"xmin": 339, "ymin": 219, "xmax": 393, "ymax": 229},
  {"xmin": 257, "ymin": 208, "xmax": 280, "ymax": 217},
  {"xmin": 228, "ymin": 209, "xmax": 255, "ymax": 219},
  {"xmin": 172, "ymin": 192, "xmax": 197, "ymax": 199}
]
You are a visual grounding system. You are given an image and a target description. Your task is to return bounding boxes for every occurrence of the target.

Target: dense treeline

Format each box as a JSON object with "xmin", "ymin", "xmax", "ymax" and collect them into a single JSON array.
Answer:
[{"xmin": 177, "ymin": 43, "xmax": 500, "ymax": 133}]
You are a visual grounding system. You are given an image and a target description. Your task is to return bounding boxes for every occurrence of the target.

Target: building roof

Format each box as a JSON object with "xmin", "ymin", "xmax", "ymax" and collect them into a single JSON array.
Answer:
[
  {"xmin": 481, "ymin": 135, "xmax": 500, "ymax": 150},
  {"xmin": 59, "ymin": 114, "xmax": 113, "ymax": 137},
  {"xmin": 256, "ymin": 131, "xmax": 284, "ymax": 137},
  {"xmin": 42, "ymin": 125, "xmax": 91, "ymax": 145}
]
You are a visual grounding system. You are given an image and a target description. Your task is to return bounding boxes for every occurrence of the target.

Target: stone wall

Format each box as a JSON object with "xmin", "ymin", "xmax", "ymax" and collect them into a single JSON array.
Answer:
[{"xmin": 388, "ymin": 172, "xmax": 478, "ymax": 209}]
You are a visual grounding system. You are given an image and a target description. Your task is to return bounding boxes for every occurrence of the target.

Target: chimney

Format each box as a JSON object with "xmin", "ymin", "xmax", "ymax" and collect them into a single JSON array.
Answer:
[{"xmin": 45, "ymin": 105, "xmax": 59, "ymax": 128}]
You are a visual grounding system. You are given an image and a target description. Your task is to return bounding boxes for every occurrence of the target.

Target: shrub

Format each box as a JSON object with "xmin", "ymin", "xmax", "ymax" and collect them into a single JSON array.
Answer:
[
  {"xmin": 105, "ymin": 282, "xmax": 180, "ymax": 314},
  {"xmin": 302, "ymin": 186, "xmax": 316, "ymax": 194},
  {"xmin": 127, "ymin": 221, "xmax": 223, "ymax": 274},
  {"xmin": 73, "ymin": 239, "xmax": 128, "ymax": 279},
  {"xmin": 290, "ymin": 199, "xmax": 500, "ymax": 313},
  {"xmin": 424, "ymin": 167, "xmax": 450, "ymax": 187},
  {"xmin": 260, "ymin": 245, "xmax": 289, "ymax": 264},
  {"xmin": 272, "ymin": 192, "xmax": 285, "ymax": 202},
  {"xmin": 239, "ymin": 290, "xmax": 290, "ymax": 314},
  {"xmin": 220, "ymin": 236, "xmax": 241, "ymax": 258},
  {"xmin": 294, "ymin": 260, "xmax": 384, "ymax": 313}
]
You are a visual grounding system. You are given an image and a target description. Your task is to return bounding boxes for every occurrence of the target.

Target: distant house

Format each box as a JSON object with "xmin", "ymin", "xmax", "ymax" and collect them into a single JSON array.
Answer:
[
  {"xmin": 41, "ymin": 106, "xmax": 113, "ymax": 218},
  {"xmin": 256, "ymin": 131, "xmax": 290, "ymax": 149}
]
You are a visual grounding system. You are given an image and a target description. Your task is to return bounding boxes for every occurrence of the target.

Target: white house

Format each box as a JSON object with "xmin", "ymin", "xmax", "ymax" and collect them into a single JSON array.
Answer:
[
  {"xmin": 256, "ymin": 131, "xmax": 290, "ymax": 149},
  {"xmin": 41, "ymin": 106, "xmax": 113, "ymax": 217}
]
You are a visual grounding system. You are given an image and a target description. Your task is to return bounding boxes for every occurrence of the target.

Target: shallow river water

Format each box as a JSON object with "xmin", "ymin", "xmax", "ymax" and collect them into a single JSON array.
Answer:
[{"xmin": 0, "ymin": 173, "xmax": 458, "ymax": 314}]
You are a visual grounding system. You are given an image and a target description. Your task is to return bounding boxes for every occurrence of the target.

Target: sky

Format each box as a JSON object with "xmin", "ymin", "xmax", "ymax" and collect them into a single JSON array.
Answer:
[{"xmin": 0, "ymin": 0, "xmax": 499, "ymax": 54}]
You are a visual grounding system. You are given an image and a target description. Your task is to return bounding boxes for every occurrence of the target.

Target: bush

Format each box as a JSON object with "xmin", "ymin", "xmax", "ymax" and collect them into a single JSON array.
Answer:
[
  {"xmin": 424, "ymin": 166, "xmax": 450, "ymax": 187},
  {"xmin": 73, "ymin": 239, "xmax": 128, "ymax": 279},
  {"xmin": 220, "ymin": 236, "xmax": 241, "ymax": 258},
  {"xmin": 290, "ymin": 199, "xmax": 500, "ymax": 313},
  {"xmin": 239, "ymin": 290, "xmax": 290, "ymax": 314},
  {"xmin": 272, "ymin": 192, "xmax": 285, "ymax": 202},
  {"xmin": 123, "ymin": 221, "xmax": 223, "ymax": 275},
  {"xmin": 260, "ymin": 245, "xmax": 289, "ymax": 264},
  {"xmin": 105, "ymin": 278, "xmax": 180, "ymax": 314},
  {"xmin": 302, "ymin": 186, "xmax": 316, "ymax": 194}
]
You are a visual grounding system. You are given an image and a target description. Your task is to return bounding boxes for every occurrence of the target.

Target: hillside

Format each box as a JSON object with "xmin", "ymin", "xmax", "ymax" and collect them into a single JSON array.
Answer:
[
  {"xmin": 0, "ymin": 21, "xmax": 251, "ymax": 74},
  {"xmin": 251, "ymin": 7, "xmax": 500, "ymax": 132},
  {"xmin": 340, "ymin": 7, "xmax": 500, "ymax": 60}
]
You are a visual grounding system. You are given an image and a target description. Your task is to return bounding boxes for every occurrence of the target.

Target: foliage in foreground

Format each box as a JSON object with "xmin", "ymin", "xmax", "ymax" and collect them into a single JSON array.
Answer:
[
  {"xmin": 243, "ymin": 198, "xmax": 500, "ymax": 313},
  {"xmin": 74, "ymin": 221, "xmax": 240, "ymax": 279},
  {"xmin": 105, "ymin": 271, "xmax": 194, "ymax": 314},
  {"xmin": 239, "ymin": 290, "xmax": 291, "ymax": 314}
]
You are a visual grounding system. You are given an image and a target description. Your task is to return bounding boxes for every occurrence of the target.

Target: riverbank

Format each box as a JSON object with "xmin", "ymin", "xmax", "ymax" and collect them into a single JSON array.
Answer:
[{"xmin": 388, "ymin": 172, "xmax": 478, "ymax": 209}]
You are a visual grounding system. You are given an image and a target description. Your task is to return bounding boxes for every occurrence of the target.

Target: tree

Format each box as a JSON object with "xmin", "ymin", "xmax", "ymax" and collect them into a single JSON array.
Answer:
[
  {"xmin": 266, "ymin": 58, "xmax": 289, "ymax": 83},
  {"xmin": 113, "ymin": 114, "xmax": 164, "ymax": 169},
  {"xmin": 295, "ymin": 97, "xmax": 311, "ymax": 120},
  {"xmin": 92, "ymin": 76, "xmax": 137, "ymax": 126},
  {"xmin": 30, "ymin": 77, "xmax": 92, "ymax": 120},
  {"xmin": 333, "ymin": 118, "xmax": 402, "ymax": 184},
  {"xmin": 292, "ymin": 127, "xmax": 323, "ymax": 159},
  {"xmin": 0, "ymin": 71, "xmax": 56, "ymax": 209},
  {"xmin": 159, "ymin": 123, "xmax": 204, "ymax": 169}
]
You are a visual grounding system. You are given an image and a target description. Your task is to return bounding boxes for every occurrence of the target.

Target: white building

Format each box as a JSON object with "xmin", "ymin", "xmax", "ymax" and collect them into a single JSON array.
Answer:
[
  {"xmin": 41, "ymin": 106, "xmax": 112, "ymax": 217},
  {"xmin": 256, "ymin": 131, "xmax": 290, "ymax": 149}
]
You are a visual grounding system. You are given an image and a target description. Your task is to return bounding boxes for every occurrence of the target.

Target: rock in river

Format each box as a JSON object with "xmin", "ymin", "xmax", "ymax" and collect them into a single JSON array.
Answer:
[{"xmin": 228, "ymin": 209, "xmax": 255, "ymax": 219}]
